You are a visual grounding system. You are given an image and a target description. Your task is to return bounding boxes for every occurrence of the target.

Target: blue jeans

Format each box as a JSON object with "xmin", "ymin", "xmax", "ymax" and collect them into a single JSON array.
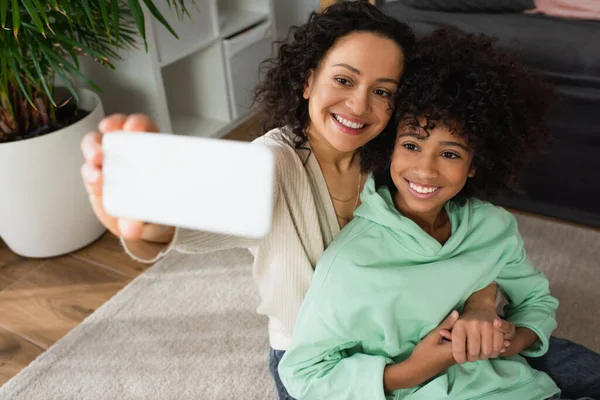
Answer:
[
  {"xmin": 528, "ymin": 337, "xmax": 600, "ymax": 400},
  {"xmin": 269, "ymin": 337, "xmax": 599, "ymax": 400},
  {"xmin": 269, "ymin": 348, "xmax": 296, "ymax": 400}
]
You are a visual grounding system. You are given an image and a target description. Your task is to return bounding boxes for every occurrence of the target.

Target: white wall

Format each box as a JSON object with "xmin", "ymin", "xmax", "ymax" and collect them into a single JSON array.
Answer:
[{"xmin": 272, "ymin": 0, "xmax": 319, "ymax": 40}]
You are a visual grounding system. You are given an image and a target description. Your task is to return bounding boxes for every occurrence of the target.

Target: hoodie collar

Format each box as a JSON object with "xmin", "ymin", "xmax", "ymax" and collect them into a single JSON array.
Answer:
[{"xmin": 354, "ymin": 175, "xmax": 471, "ymax": 256}]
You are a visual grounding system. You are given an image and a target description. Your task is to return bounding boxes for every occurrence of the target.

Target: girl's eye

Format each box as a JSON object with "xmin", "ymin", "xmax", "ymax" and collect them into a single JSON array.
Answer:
[
  {"xmin": 373, "ymin": 89, "xmax": 391, "ymax": 97},
  {"xmin": 335, "ymin": 78, "xmax": 351, "ymax": 86},
  {"xmin": 403, "ymin": 143, "xmax": 418, "ymax": 151},
  {"xmin": 442, "ymin": 151, "xmax": 460, "ymax": 159}
]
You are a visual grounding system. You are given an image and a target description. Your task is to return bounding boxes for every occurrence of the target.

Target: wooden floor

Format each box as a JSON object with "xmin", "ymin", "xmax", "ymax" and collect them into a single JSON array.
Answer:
[{"xmin": 0, "ymin": 114, "xmax": 262, "ymax": 387}]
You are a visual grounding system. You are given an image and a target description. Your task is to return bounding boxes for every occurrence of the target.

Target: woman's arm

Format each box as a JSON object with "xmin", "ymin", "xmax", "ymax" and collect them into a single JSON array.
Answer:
[
  {"xmin": 495, "ymin": 215, "xmax": 558, "ymax": 357},
  {"xmin": 280, "ymin": 303, "xmax": 461, "ymax": 399},
  {"xmin": 121, "ymin": 226, "xmax": 260, "ymax": 263},
  {"xmin": 279, "ymin": 301, "xmax": 393, "ymax": 400}
]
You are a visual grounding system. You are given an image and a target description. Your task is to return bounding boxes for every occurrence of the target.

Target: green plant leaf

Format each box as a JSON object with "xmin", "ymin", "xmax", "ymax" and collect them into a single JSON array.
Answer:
[
  {"xmin": 128, "ymin": 0, "xmax": 147, "ymax": 51},
  {"xmin": 11, "ymin": 0, "xmax": 20, "ymax": 38},
  {"xmin": 67, "ymin": 48, "xmax": 80, "ymax": 70},
  {"xmin": 44, "ymin": 55, "xmax": 80, "ymax": 106},
  {"xmin": 111, "ymin": 0, "xmax": 120, "ymax": 41},
  {"xmin": 30, "ymin": 0, "xmax": 52, "ymax": 32},
  {"xmin": 98, "ymin": 0, "xmax": 110, "ymax": 38},
  {"xmin": 81, "ymin": 0, "xmax": 96, "ymax": 32},
  {"xmin": 29, "ymin": 44, "xmax": 56, "ymax": 106},
  {"xmin": 141, "ymin": 0, "xmax": 179, "ymax": 39},
  {"xmin": 12, "ymin": 44, "xmax": 41, "ymax": 90},
  {"xmin": 39, "ymin": 43, "xmax": 102, "ymax": 93},
  {"xmin": 1, "ymin": 0, "xmax": 8, "ymax": 28},
  {"xmin": 21, "ymin": 0, "xmax": 46, "ymax": 37},
  {"xmin": 51, "ymin": 31, "xmax": 114, "ymax": 66},
  {"xmin": 6, "ymin": 49, "xmax": 35, "ymax": 108}
]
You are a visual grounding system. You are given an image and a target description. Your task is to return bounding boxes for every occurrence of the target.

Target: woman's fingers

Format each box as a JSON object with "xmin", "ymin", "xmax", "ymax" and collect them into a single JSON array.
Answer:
[
  {"xmin": 452, "ymin": 322, "xmax": 468, "ymax": 364},
  {"xmin": 81, "ymin": 131, "xmax": 104, "ymax": 167},
  {"xmin": 99, "ymin": 113, "xmax": 129, "ymax": 133},
  {"xmin": 466, "ymin": 329, "xmax": 481, "ymax": 362},
  {"xmin": 122, "ymin": 113, "xmax": 160, "ymax": 133},
  {"xmin": 118, "ymin": 218, "xmax": 145, "ymax": 240},
  {"xmin": 480, "ymin": 323, "xmax": 494, "ymax": 359},
  {"xmin": 81, "ymin": 164, "xmax": 103, "ymax": 196},
  {"xmin": 492, "ymin": 328, "xmax": 505, "ymax": 357}
]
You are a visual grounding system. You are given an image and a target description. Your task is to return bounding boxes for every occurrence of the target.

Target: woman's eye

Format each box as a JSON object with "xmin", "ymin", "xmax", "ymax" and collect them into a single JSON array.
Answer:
[
  {"xmin": 335, "ymin": 78, "xmax": 351, "ymax": 86},
  {"xmin": 442, "ymin": 151, "xmax": 460, "ymax": 159},
  {"xmin": 403, "ymin": 143, "xmax": 418, "ymax": 151},
  {"xmin": 373, "ymin": 89, "xmax": 391, "ymax": 97}
]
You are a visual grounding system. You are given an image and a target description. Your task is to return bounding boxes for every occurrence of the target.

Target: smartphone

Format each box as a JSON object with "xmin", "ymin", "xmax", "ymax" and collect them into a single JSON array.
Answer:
[{"xmin": 102, "ymin": 131, "xmax": 275, "ymax": 239}]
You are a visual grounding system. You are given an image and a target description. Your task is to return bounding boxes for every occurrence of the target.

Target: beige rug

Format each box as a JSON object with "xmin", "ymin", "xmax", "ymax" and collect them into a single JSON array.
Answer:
[{"xmin": 0, "ymin": 213, "xmax": 598, "ymax": 400}]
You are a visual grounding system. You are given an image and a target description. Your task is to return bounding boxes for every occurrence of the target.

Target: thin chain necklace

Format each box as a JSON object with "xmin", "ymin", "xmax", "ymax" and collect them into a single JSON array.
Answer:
[{"xmin": 334, "ymin": 171, "xmax": 362, "ymax": 222}]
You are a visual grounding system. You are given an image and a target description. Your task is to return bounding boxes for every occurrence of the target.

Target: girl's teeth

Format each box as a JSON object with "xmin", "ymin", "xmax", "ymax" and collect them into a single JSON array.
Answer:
[
  {"xmin": 409, "ymin": 181, "xmax": 439, "ymax": 194},
  {"xmin": 334, "ymin": 114, "xmax": 365, "ymax": 129}
]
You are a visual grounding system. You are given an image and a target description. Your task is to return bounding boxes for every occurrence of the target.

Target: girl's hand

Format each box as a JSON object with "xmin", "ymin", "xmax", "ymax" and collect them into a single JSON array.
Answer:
[
  {"xmin": 409, "ymin": 311, "xmax": 459, "ymax": 373},
  {"xmin": 80, "ymin": 114, "xmax": 175, "ymax": 243},
  {"xmin": 385, "ymin": 311, "xmax": 461, "ymax": 392}
]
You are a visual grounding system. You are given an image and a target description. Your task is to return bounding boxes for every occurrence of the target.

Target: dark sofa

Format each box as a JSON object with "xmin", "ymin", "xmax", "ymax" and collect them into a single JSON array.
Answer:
[{"xmin": 378, "ymin": 0, "xmax": 600, "ymax": 228}]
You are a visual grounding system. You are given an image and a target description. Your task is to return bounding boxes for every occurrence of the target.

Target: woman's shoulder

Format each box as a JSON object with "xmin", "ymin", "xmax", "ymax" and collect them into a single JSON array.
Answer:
[
  {"xmin": 253, "ymin": 127, "xmax": 308, "ymax": 164},
  {"xmin": 251, "ymin": 127, "xmax": 316, "ymax": 192},
  {"xmin": 253, "ymin": 127, "xmax": 297, "ymax": 149}
]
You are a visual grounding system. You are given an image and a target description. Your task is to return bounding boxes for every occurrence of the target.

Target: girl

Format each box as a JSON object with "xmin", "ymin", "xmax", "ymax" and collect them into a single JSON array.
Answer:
[{"xmin": 278, "ymin": 28, "xmax": 595, "ymax": 400}]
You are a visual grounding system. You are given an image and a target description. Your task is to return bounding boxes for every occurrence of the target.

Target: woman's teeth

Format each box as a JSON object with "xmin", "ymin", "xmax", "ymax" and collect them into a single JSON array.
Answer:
[
  {"xmin": 334, "ymin": 114, "xmax": 365, "ymax": 129},
  {"xmin": 409, "ymin": 181, "xmax": 440, "ymax": 194}
]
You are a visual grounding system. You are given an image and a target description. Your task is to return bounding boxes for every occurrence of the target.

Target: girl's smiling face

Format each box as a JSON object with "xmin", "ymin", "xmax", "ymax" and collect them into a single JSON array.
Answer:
[
  {"xmin": 390, "ymin": 118, "xmax": 476, "ymax": 219},
  {"xmin": 303, "ymin": 32, "xmax": 404, "ymax": 153}
]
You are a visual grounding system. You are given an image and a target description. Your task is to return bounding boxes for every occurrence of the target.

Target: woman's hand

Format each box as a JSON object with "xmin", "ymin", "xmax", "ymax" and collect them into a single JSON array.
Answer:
[
  {"xmin": 440, "ymin": 284, "xmax": 515, "ymax": 363},
  {"xmin": 80, "ymin": 113, "xmax": 175, "ymax": 243}
]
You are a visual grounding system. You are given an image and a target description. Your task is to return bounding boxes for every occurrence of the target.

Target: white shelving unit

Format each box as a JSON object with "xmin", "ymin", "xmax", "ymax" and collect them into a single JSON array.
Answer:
[{"xmin": 137, "ymin": 0, "xmax": 276, "ymax": 138}]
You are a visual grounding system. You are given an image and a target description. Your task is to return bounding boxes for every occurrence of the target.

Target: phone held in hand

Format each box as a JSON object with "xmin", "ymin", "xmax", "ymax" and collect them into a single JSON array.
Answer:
[{"xmin": 102, "ymin": 131, "xmax": 276, "ymax": 239}]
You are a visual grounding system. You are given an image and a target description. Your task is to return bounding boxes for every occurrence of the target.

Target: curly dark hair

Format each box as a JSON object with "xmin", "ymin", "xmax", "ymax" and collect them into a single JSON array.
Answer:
[
  {"xmin": 253, "ymin": 1, "xmax": 414, "ymax": 171},
  {"xmin": 373, "ymin": 27, "xmax": 555, "ymax": 202}
]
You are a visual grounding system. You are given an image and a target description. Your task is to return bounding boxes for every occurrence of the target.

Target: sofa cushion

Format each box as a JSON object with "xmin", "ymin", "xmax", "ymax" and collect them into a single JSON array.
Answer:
[
  {"xmin": 400, "ymin": 0, "xmax": 535, "ymax": 12},
  {"xmin": 381, "ymin": 2, "xmax": 600, "ymax": 76}
]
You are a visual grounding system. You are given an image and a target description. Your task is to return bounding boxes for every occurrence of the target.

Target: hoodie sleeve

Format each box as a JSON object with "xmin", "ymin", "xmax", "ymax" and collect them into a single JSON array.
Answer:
[
  {"xmin": 495, "ymin": 214, "xmax": 559, "ymax": 358},
  {"xmin": 278, "ymin": 297, "xmax": 393, "ymax": 400}
]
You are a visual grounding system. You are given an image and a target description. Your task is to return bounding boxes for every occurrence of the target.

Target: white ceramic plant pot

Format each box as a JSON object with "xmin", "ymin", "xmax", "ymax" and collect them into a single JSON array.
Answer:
[{"xmin": 0, "ymin": 88, "xmax": 107, "ymax": 258}]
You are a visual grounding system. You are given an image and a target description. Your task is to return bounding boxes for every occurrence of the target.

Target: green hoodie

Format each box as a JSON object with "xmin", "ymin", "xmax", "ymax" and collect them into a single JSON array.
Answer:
[{"xmin": 279, "ymin": 176, "xmax": 560, "ymax": 400}]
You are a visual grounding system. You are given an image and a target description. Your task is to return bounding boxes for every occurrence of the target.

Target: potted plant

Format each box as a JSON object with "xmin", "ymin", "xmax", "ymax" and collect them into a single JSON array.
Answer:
[{"xmin": 0, "ymin": 0, "xmax": 190, "ymax": 257}]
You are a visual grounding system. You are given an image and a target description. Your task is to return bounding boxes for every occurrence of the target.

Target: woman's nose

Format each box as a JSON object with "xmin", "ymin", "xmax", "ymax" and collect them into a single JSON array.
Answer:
[{"xmin": 345, "ymin": 89, "xmax": 370, "ymax": 115}]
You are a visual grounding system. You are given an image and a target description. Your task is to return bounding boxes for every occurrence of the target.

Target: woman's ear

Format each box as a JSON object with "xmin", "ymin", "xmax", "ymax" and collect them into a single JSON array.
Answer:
[{"xmin": 303, "ymin": 69, "xmax": 315, "ymax": 100}]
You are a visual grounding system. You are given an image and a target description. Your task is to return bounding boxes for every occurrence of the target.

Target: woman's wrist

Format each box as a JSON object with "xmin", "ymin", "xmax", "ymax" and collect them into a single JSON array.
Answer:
[
  {"xmin": 141, "ymin": 224, "xmax": 176, "ymax": 244},
  {"xmin": 464, "ymin": 282, "xmax": 498, "ymax": 310}
]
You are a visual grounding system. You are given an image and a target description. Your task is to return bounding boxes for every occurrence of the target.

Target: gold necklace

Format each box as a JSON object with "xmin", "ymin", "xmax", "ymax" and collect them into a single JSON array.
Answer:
[{"xmin": 334, "ymin": 171, "xmax": 362, "ymax": 221}]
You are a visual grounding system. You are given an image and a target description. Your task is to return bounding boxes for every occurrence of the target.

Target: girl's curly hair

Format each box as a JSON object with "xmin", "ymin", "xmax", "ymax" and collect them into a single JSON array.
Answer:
[
  {"xmin": 254, "ymin": 1, "xmax": 414, "ymax": 170},
  {"xmin": 374, "ymin": 27, "xmax": 555, "ymax": 202}
]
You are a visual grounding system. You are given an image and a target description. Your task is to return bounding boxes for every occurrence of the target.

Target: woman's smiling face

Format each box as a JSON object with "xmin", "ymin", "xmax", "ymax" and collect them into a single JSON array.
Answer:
[{"xmin": 303, "ymin": 31, "xmax": 405, "ymax": 153}]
